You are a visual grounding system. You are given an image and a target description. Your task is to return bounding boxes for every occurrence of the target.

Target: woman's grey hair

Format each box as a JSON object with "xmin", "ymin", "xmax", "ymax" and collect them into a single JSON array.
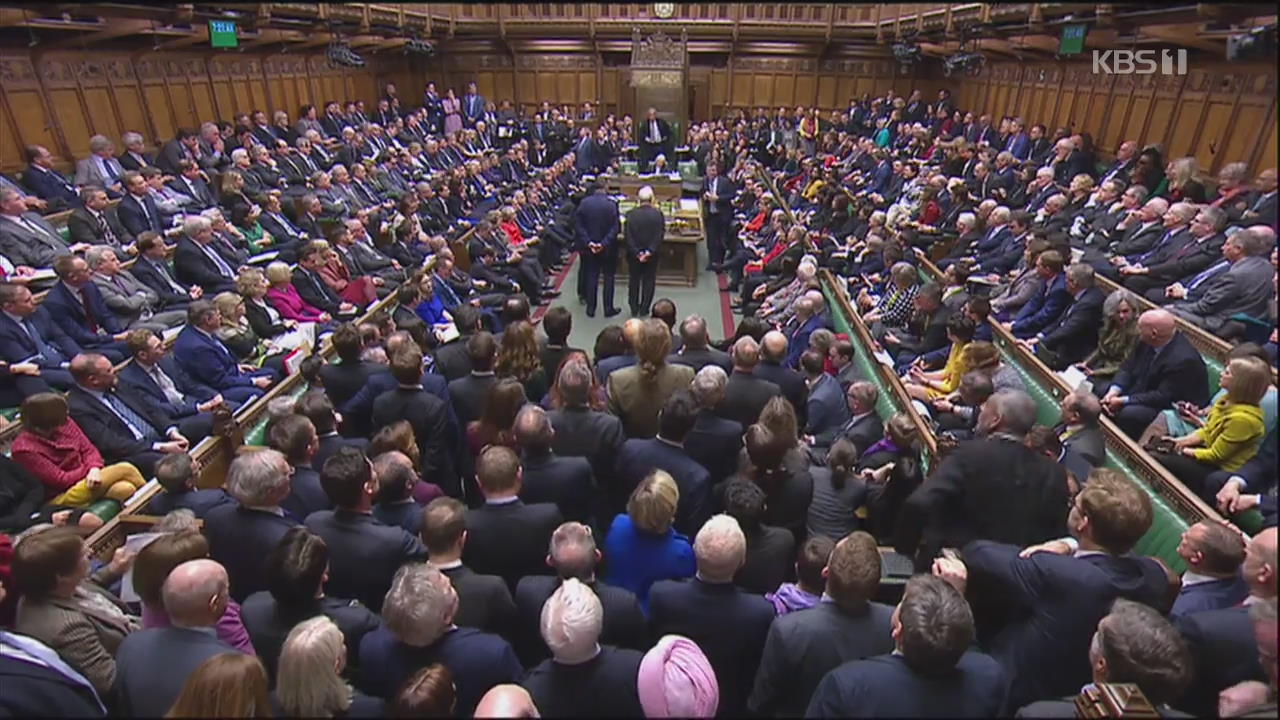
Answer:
[
  {"xmin": 183, "ymin": 215, "xmax": 211, "ymax": 237},
  {"xmin": 154, "ymin": 509, "xmax": 199, "ymax": 534},
  {"xmin": 225, "ymin": 449, "xmax": 290, "ymax": 506},
  {"xmin": 556, "ymin": 361, "xmax": 595, "ymax": 407},
  {"xmin": 690, "ymin": 365, "xmax": 728, "ymax": 408},
  {"xmin": 88, "ymin": 135, "xmax": 113, "ymax": 153},
  {"xmin": 890, "ymin": 261, "xmax": 918, "ymax": 286},
  {"xmin": 84, "ymin": 245, "xmax": 117, "ymax": 270},
  {"xmin": 1103, "ymin": 289, "xmax": 1140, "ymax": 320},
  {"xmin": 276, "ymin": 616, "xmax": 353, "ymax": 716},
  {"xmin": 230, "ymin": 148, "xmax": 250, "ymax": 164}
]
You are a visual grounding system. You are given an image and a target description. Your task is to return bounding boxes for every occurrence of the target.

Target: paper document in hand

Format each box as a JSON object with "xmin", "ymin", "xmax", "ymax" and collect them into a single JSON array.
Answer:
[
  {"xmin": 25, "ymin": 268, "xmax": 58, "ymax": 281},
  {"xmin": 873, "ymin": 349, "xmax": 895, "ymax": 367},
  {"xmin": 120, "ymin": 532, "xmax": 166, "ymax": 604},
  {"xmin": 435, "ymin": 323, "xmax": 460, "ymax": 344},
  {"xmin": 1058, "ymin": 365, "xmax": 1093, "ymax": 394}
]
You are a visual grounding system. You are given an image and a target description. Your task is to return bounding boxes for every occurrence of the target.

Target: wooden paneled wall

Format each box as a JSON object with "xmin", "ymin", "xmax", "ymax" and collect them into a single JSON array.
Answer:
[
  {"xmin": 952, "ymin": 60, "xmax": 1278, "ymax": 173},
  {"xmin": 0, "ymin": 49, "xmax": 382, "ymax": 172},
  {"xmin": 709, "ymin": 56, "xmax": 947, "ymax": 116}
]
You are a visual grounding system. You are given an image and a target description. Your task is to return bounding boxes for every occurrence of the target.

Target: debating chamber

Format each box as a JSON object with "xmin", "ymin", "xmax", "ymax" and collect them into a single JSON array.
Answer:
[{"xmin": 0, "ymin": 2, "xmax": 1275, "ymax": 717}]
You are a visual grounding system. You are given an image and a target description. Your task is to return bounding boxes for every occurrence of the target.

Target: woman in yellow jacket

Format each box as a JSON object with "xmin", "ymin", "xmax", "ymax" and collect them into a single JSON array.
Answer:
[
  {"xmin": 904, "ymin": 315, "xmax": 977, "ymax": 402},
  {"xmin": 1158, "ymin": 355, "xmax": 1270, "ymax": 498}
]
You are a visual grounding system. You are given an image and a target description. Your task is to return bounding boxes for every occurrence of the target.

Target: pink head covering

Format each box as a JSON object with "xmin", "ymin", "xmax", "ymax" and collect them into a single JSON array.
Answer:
[{"xmin": 637, "ymin": 634, "xmax": 719, "ymax": 718}]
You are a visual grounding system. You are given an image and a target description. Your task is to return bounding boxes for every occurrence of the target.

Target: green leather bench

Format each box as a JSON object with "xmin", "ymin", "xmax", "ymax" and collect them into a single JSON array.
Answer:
[{"xmin": 243, "ymin": 382, "xmax": 313, "ymax": 447}]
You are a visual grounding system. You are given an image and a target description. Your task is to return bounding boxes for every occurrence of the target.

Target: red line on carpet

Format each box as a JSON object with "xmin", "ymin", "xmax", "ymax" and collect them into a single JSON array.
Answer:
[
  {"xmin": 531, "ymin": 251, "xmax": 578, "ymax": 324},
  {"xmin": 717, "ymin": 272, "xmax": 736, "ymax": 340}
]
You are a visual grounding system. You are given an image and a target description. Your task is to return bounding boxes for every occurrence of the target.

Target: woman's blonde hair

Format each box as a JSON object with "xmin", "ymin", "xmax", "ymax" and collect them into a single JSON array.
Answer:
[
  {"xmin": 165, "ymin": 652, "xmax": 271, "ymax": 718},
  {"xmin": 219, "ymin": 169, "xmax": 244, "ymax": 195},
  {"xmin": 276, "ymin": 616, "xmax": 353, "ymax": 717},
  {"xmin": 759, "ymin": 395, "xmax": 799, "ymax": 448},
  {"xmin": 1225, "ymin": 356, "xmax": 1271, "ymax": 405},
  {"xmin": 265, "ymin": 261, "xmax": 293, "ymax": 285},
  {"xmin": 627, "ymin": 470, "xmax": 679, "ymax": 535},
  {"xmin": 236, "ymin": 267, "xmax": 267, "ymax": 297},
  {"xmin": 962, "ymin": 341, "xmax": 1001, "ymax": 371},
  {"xmin": 1168, "ymin": 157, "xmax": 1199, "ymax": 188},
  {"xmin": 212, "ymin": 292, "xmax": 245, "ymax": 327},
  {"xmin": 634, "ymin": 318, "xmax": 673, "ymax": 382}
]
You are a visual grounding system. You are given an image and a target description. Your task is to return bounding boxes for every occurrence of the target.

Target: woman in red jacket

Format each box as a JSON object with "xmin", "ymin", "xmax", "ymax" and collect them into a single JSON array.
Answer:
[{"xmin": 11, "ymin": 393, "xmax": 145, "ymax": 506}]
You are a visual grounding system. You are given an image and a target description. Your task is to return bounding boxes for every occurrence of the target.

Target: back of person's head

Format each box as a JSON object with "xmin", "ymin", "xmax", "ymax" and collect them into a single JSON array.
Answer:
[
  {"xmin": 693, "ymin": 514, "xmax": 746, "ymax": 583},
  {"xmin": 161, "ymin": 559, "xmax": 229, "ymax": 628},
  {"xmin": 476, "ymin": 445, "xmax": 521, "ymax": 496},
  {"xmin": 651, "ymin": 298, "xmax": 677, "ymax": 329},
  {"xmin": 690, "ymin": 365, "xmax": 728, "ymax": 408},
  {"xmin": 982, "ymin": 388, "xmax": 1037, "ymax": 437},
  {"xmin": 467, "ymin": 331, "xmax": 497, "ymax": 372},
  {"xmin": 267, "ymin": 414, "xmax": 317, "ymax": 466},
  {"xmin": 758, "ymin": 395, "xmax": 799, "ymax": 447},
  {"xmin": 18, "ymin": 392, "xmax": 69, "ymax": 436},
  {"xmin": 731, "ymin": 336, "xmax": 761, "ymax": 370},
  {"xmin": 1091, "ymin": 599, "xmax": 1193, "ymax": 706},
  {"xmin": 1186, "ymin": 520, "xmax": 1247, "ymax": 576},
  {"xmin": 12, "ymin": 527, "xmax": 83, "ymax": 599},
  {"xmin": 826, "ymin": 437, "xmax": 860, "ymax": 490},
  {"xmin": 1075, "ymin": 469, "xmax": 1154, "ymax": 555},
  {"xmin": 540, "ymin": 578, "xmax": 603, "ymax": 663},
  {"xmin": 133, "ymin": 530, "xmax": 211, "ymax": 607},
  {"xmin": 390, "ymin": 664, "xmax": 456, "ymax": 718},
  {"xmin": 331, "ymin": 323, "xmax": 363, "ymax": 363},
  {"xmin": 637, "ymin": 635, "xmax": 719, "ymax": 718},
  {"xmin": 680, "ymin": 315, "xmax": 711, "ymax": 350},
  {"xmin": 658, "ymin": 389, "xmax": 697, "ymax": 443},
  {"xmin": 421, "ymin": 497, "xmax": 467, "ymax": 556},
  {"xmin": 543, "ymin": 306, "xmax": 572, "ymax": 345},
  {"xmin": 226, "ymin": 449, "xmax": 290, "ymax": 507},
  {"xmin": 895, "ymin": 574, "xmax": 974, "ymax": 676},
  {"xmin": 548, "ymin": 522, "xmax": 599, "ymax": 580},
  {"xmin": 368, "ymin": 420, "xmax": 421, "ymax": 472},
  {"xmin": 319, "ymin": 445, "xmax": 373, "ymax": 509},
  {"xmin": 373, "ymin": 451, "xmax": 417, "ymax": 505},
  {"xmin": 265, "ymin": 526, "xmax": 329, "ymax": 606},
  {"xmin": 383, "ymin": 563, "xmax": 455, "ymax": 647},
  {"xmin": 155, "ymin": 453, "xmax": 197, "ymax": 494},
  {"xmin": 1064, "ymin": 391, "xmax": 1103, "ymax": 427},
  {"xmin": 799, "ymin": 349, "xmax": 825, "ymax": 378},
  {"xmin": 390, "ymin": 345, "xmax": 425, "ymax": 385},
  {"xmin": 796, "ymin": 535, "xmax": 835, "ymax": 594},
  {"xmin": 635, "ymin": 318, "xmax": 673, "ymax": 381},
  {"xmin": 722, "ymin": 480, "xmax": 767, "ymax": 534},
  {"xmin": 593, "ymin": 325, "xmax": 627, "ymax": 362},
  {"xmin": 165, "ymin": 653, "xmax": 271, "ymax": 719},
  {"xmin": 474, "ymin": 685, "xmax": 541, "ymax": 719},
  {"xmin": 513, "ymin": 404, "xmax": 555, "ymax": 454},
  {"xmin": 294, "ymin": 390, "xmax": 338, "ymax": 435},
  {"xmin": 825, "ymin": 531, "xmax": 881, "ymax": 613},
  {"xmin": 627, "ymin": 470, "xmax": 680, "ymax": 535},
  {"xmin": 276, "ymin": 615, "xmax": 352, "ymax": 717},
  {"xmin": 743, "ymin": 423, "xmax": 789, "ymax": 491}
]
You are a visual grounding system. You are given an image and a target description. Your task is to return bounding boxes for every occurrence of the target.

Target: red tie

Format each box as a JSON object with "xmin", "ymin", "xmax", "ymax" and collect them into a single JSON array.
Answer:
[{"xmin": 79, "ymin": 288, "xmax": 99, "ymax": 332}]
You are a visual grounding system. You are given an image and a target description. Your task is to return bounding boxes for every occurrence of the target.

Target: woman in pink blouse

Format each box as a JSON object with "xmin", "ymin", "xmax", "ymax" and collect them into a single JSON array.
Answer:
[{"xmin": 264, "ymin": 261, "xmax": 332, "ymax": 323}]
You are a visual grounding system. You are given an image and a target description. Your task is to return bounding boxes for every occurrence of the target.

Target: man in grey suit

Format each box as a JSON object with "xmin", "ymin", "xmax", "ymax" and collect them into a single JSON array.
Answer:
[
  {"xmin": 73, "ymin": 135, "xmax": 127, "ymax": 199},
  {"xmin": 114, "ymin": 559, "xmax": 239, "ymax": 717},
  {"xmin": 87, "ymin": 246, "xmax": 186, "ymax": 331},
  {"xmin": 1055, "ymin": 391, "xmax": 1106, "ymax": 467},
  {"xmin": 1169, "ymin": 226, "xmax": 1275, "ymax": 336},
  {"xmin": 748, "ymin": 532, "xmax": 896, "ymax": 716},
  {"xmin": 0, "ymin": 189, "xmax": 84, "ymax": 269}
]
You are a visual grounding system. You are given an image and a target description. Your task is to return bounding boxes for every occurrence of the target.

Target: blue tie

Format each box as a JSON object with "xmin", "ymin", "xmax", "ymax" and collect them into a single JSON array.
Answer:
[
  {"xmin": 1188, "ymin": 260, "xmax": 1229, "ymax": 291},
  {"xmin": 1136, "ymin": 231, "xmax": 1176, "ymax": 263},
  {"xmin": 436, "ymin": 275, "xmax": 460, "ymax": 309},
  {"xmin": 22, "ymin": 319, "xmax": 64, "ymax": 365},
  {"xmin": 102, "ymin": 392, "xmax": 161, "ymax": 442}
]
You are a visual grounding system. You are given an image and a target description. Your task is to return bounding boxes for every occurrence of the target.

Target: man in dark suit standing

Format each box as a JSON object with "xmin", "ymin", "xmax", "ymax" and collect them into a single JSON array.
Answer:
[
  {"xmin": 805, "ymin": 574, "xmax": 1006, "ymax": 718},
  {"xmin": 512, "ymin": 521, "xmax": 647, "ymax": 666},
  {"xmin": 205, "ymin": 450, "xmax": 301, "ymax": 601},
  {"xmin": 447, "ymin": 331, "xmax": 498, "ymax": 430},
  {"xmin": 955, "ymin": 469, "xmax": 1175, "ymax": 712},
  {"xmin": 755, "ymin": 332, "xmax": 808, "ymax": 423},
  {"xmin": 716, "ymin": 337, "xmax": 782, "ymax": 427},
  {"xmin": 548, "ymin": 360, "xmax": 627, "ymax": 483},
  {"xmin": 614, "ymin": 391, "xmax": 711, "ymax": 536},
  {"xmin": 668, "ymin": 315, "xmax": 731, "ymax": 374},
  {"xmin": 113, "ymin": 560, "xmax": 239, "ymax": 717},
  {"xmin": 686, "ymin": 365, "xmax": 745, "ymax": 486},
  {"xmin": 1099, "ymin": 309, "xmax": 1210, "ymax": 439},
  {"xmin": 749, "ymin": 531, "xmax": 896, "ymax": 716},
  {"xmin": 317, "ymin": 323, "xmax": 380, "ymax": 411},
  {"xmin": 1027, "ymin": 263, "xmax": 1106, "ymax": 370},
  {"xmin": 421, "ymin": 497, "xmax": 516, "ymax": 637},
  {"xmin": 66, "ymin": 352, "xmax": 188, "ymax": 479},
  {"xmin": 649, "ymin": 514, "xmax": 775, "ymax": 716},
  {"xmin": 701, "ymin": 162, "xmax": 735, "ymax": 271},
  {"xmin": 514, "ymin": 405, "xmax": 596, "ymax": 525},
  {"xmin": 268, "ymin": 414, "xmax": 332, "ymax": 522},
  {"xmin": 624, "ymin": 185, "xmax": 664, "ymax": 318},
  {"xmin": 305, "ymin": 446, "xmax": 427, "ymax": 612},
  {"xmin": 371, "ymin": 346, "xmax": 455, "ymax": 496},
  {"xmin": 463, "ymin": 445, "xmax": 564, "ymax": 591},
  {"xmin": 896, "ymin": 389, "xmax": 1069, "ymax": 568},
  {"xmin": 575, "ymin": 182, "xmax": 620, "ymax": 318},
  {"xmin": 637, "ymin": 107, "xmax": 672, "ymax": 174},
  {"xmin": 801, "ymin": 350, "xmax": 850, "ymax": 445}
]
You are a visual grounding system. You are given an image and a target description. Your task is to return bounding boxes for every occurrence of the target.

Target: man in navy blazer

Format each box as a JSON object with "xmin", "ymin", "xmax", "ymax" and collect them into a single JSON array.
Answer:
[
  {"xmin": 116, "ymin": 171, "xmax": 166, "ymax": 237},
  {"xmin": 649, "ymin": 515, "xmax": 775, "ymax": 716},
  {"xmin": 614, "ymin": 391, "xmax": 712, "ymax": 536},
  {"xmin": 0, "ymin": 631, "xmax": 107, "ymax": 717},
  {"xmin": 118, "ymin": 329, "xmax": 223, "ymax": 442},
  {"xmin": 956, "ymin": 469, "xmax": 1168, "ymax": 712},
  {"xmin": 463, "ymin": 446, "xmax": 564, "ymax": 591},
  {"xmin": 304, "ymin": 446, "xmax": 427, "ymax": 612},
  {"xmin": 1008, "ymin": 250, "xmax": 1071, "ymax": 339},
  {"xmin": 785, "ymin": 297, "xmax": 826, "ymax": 369},
  {"xmin": 1099, "ymin": 309, "xmax": 1210, "ymax": 438},
  {"xmin": 173, "ymin": 301, "xmax": 275, "ymax": 405},
  {"xmin": 701, "ymin": 162, "xmax": 736, "ymax": 269},
  {"xmin": 20, "ymin": 146, "xmax": 79, "ymax": 209},
  {"xmin": 205, "ymin": 450, "xmax": 300, "ymax": 602},
  {"xmin": 1002, "ymin": 118, "xmax": 1031, "ymax": 162},
  {"xmin": 147, "ymin": 452, "xmax": 232, "ymax": 518},
  {"xmin": 1028, "ymin": 264, "xmax": 1107, "ymax": 369},
  {"xmin": 686, "ymin": 365, "xmax": 745, "ymax": 485},
  {"xmin": 575, "ymin": 182, "xmax": 620, "ymax": 318},
  {"xmin": 802, "ymin": 349, "xmax": 850, "ymax": 445},
  {"xmin": 514, "ymin": 405, "xmax": 596, "ymax": 526},
  {"xmin": 113, "ymin": 560, "xmax": 239, "ymax": 717},
  {"xmin": 1170, "ymin": 520, "xmax": 1249, "ymax": 618},
  {"xmin": 0, "ymin": 283, "xmax": 80, "ymax": 390},
  {"xmin": 41, "ymin": 255, "xmax": 130, "ymax": 363},
  {"xmin": 130, "ymin": 233, "xmax": 202, "ymax": 308},
  {"xmin": 173, "ymin": 217, "xmax": 238, "ymax": 294}
]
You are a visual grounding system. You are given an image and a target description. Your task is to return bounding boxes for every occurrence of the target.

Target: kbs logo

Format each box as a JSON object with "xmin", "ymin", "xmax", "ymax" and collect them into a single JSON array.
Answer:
[{"xmin": 1092, "ymin": 49, "xmax": 1188, "ymax": 75}]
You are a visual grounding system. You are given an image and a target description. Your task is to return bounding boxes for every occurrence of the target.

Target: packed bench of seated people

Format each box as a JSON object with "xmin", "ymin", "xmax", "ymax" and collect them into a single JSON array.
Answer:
[{"xmin": 0, "ymin": 83, "xmax": 1277, "ymax": 720}]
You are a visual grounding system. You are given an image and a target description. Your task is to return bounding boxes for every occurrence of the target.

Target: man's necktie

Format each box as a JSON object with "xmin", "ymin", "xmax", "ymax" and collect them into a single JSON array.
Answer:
[
  {"xmin": 23, "ymin": 319, "xmax": 62, "ymax": 364},
  {"xmin": 79, "ymin": 288, "xmax": 99, "ymax": 332},
  {"xmin": 103, "ymin": 158, "xmax": 120, "ymax": 181},
  {"xmin": 204, "ymin": 244, "xmax": 234, "ymax": 278},
  {"xmin": 150, "ymin": 366, "xmax": 185, "ymax": 406},
  {"xmin": 20, "ymin": 218, "xmax": 58, "ymax": 248},
  {"xmin": 103, "ymin": 392, "xmax": 159, "ymax": 442},
  {"xmin": 1188, "ymin": 260, "xmax": 1229, "ymax": 291}
]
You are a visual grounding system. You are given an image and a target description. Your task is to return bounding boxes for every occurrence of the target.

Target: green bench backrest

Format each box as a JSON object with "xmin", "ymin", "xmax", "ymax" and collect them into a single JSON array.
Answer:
[
  {"xmin": 243, "ymin": 382, "xmax": 313, "ymax": 447},
  {"xmin": 1204, "ymin": 356, "xmax": 1224, "ymax": 394},
  {"xmin": 58, "ymin": 226, "xmax": 71, "ymax": 244},
  {"xmin": 999, "ymin": 345, "xmax": 1191, "ymax": 572}
]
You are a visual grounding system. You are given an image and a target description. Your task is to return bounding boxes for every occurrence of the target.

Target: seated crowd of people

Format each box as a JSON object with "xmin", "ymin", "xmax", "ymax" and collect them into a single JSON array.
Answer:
[{"xmin": 0, "ymin": 82, "xmax": 1276, "ymax": 720}]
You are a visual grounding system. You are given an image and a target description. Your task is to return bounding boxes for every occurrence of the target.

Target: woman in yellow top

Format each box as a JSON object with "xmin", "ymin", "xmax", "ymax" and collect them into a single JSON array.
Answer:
[
  {"xmin": 904, "ymin": 315, "xmax": 977, "ymax": 402},
  {"xmin": 1158, "ymin": 354, "xmax": 1270, "ymax": 498}
]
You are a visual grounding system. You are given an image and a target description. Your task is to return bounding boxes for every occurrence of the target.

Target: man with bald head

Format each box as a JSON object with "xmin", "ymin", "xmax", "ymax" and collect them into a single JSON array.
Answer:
[
  {"xmin": 596, "ymin": 317, "xmax": 643, "ymax": 383},
  {"xmin": 1168, "ymin": 225, "xmax": 1276, "ymax": 335},
  {"xmin": 1236, "ymin": 167, "xmax": 1276, "ymax": 227},
  {"xmin": 1102, "ymin": 197, "xmax": 1169, "ymax": 265},
  {"xmin": 755, "ymin": 329, "xmax": 808, "ymax": 419},
  {"xmin": 1099, "ymin": 309, "xmax": 1209, "ymax": 438},
  {"xmin": 475, "ymin": 684, "xmax": 540, "ymax": 718},
  {"xmin": 1100, "ymin": 140, "xmax": 1139, "ymax": 186},
  {"xmin": 514, "ymin": 404, "xmax": 595, "ymax": 524},
  {"xmin": 1175, "ymin": 527, "xmax": 1276, "ymax": 715},
  {"xmin": 114, "ymin": 559, "xmax": 238, "ymax": 716}
]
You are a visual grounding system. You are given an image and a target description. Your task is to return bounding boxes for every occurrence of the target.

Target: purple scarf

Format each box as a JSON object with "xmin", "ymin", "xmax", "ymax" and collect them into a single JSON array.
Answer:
[
  {"xmin": 860, "ymin": 436, "xmax": 900, "ymax": 461},
  {"xmin": 766, "ymin": 583, "xmax": 821, "ymax": 616}
]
